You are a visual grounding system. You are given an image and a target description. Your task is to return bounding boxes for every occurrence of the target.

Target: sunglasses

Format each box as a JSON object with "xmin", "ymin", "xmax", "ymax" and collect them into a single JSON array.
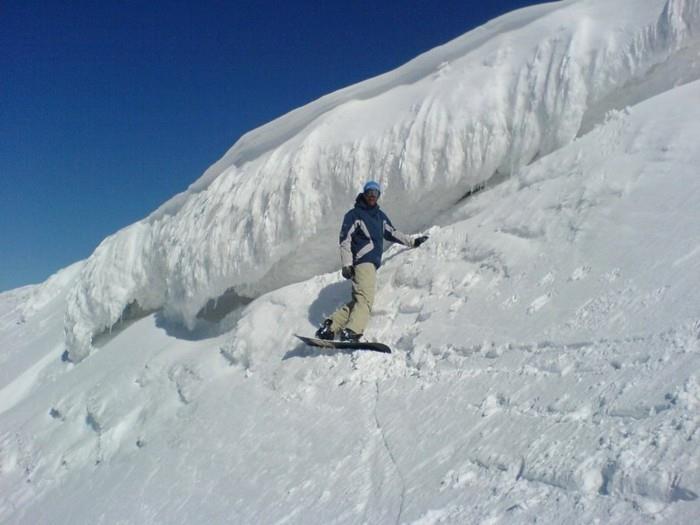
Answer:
[{"xmin": 364, "ymin": 189, "xmax": 380, "ymax": 198}]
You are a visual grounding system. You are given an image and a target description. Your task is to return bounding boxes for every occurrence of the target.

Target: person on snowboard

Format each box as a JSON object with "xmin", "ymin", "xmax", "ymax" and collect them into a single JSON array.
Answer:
[{"xmin": 315, "ymin": 181, "xmax": 428, "ymax": 342}]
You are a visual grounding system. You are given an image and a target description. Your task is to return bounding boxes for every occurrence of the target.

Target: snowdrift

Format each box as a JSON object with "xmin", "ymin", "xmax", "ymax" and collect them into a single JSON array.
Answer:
[
  {"xmin": 60, "ymin": 0, "xmax": 700, "ymax": 361},
  {"xmin": 2, "ymin": 0, "xmax": 700, "ymax": 522},
  {"xmin": 2, "ymin": 74, "xmax": 699, "ymax": 524}
]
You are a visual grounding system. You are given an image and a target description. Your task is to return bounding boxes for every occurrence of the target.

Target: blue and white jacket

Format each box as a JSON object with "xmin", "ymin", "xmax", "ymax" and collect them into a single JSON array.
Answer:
[{"xmin": 339, "ymin": 194, "xmax": 415, "ymax": 269}]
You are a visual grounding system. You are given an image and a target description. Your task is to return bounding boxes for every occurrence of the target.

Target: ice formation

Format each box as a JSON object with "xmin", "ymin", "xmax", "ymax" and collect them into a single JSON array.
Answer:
[{"xmin": 59, "ymin": 0, "xmax": 699, "ymax": 361}]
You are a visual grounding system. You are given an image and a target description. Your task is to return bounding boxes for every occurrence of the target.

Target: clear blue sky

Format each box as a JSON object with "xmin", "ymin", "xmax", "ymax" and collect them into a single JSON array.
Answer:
[{"xmin": 1, "ymin": 0, "xmax": 536, "ymax": 292}]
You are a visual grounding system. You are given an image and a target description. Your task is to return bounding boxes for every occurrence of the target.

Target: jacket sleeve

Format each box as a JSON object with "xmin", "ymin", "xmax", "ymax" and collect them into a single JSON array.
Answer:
[
  {"xmin": 339, "ymin": 210, "xmax": 357, "ymax": 267},
  {"xmin": 382, "ymin": 213, "xmax": 414, "ymax": 247}
]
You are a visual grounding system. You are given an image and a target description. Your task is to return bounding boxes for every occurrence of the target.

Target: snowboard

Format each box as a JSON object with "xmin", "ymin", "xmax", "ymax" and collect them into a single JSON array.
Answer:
[{"xmin": 295, "ymin": 334, "xmax": 391, "ymax": 354}]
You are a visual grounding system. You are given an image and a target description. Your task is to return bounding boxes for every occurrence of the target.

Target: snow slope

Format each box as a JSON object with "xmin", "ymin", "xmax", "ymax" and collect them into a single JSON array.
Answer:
[
  {"xmin": 62, "ymin": 0, "xmax": 700, "ymax": 362},
  {"xmin": 2, "ymin": 0, "xmax": 700, "ymax": 523}
]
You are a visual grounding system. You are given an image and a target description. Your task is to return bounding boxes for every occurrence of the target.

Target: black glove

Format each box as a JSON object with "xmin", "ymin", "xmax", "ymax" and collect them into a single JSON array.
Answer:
[
  {"xmin": 341, "ymin": 266, "xmax": 355, "ymax": 279},
  {"xmin": 413, "ymin": 235, "xmax": 429, "ymax": 248}
]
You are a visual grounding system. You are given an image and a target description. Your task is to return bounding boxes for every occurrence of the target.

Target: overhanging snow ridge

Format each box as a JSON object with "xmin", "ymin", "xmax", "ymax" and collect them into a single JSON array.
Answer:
[{"xmin": 64, "ymin": 0, "xmax": 700, "ymax": 362}]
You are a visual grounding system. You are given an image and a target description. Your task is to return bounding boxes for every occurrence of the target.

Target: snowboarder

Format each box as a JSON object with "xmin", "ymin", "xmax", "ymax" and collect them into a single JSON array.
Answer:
[{"xmin": 315, "ymin": 181, "xmax": 428, "ymax": 342}]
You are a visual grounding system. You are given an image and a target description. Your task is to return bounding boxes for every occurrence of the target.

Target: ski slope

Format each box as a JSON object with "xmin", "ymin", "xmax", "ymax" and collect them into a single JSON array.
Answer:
[{"xmin": 2, "ymin": 0, "xmax": 700, "ymax": 523}]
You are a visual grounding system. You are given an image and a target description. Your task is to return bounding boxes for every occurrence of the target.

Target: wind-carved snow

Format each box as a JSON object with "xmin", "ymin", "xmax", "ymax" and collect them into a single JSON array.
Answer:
[
  {"xmin": 214, "ymin": 79, "xmax": 700, "ymax": 523},
  {"xmin": 62, "ymin": 0, "xmax": 700, "ymax": 361},
  {"xmin": 2, "ymin": 2, "xmax": 700, "ymax": 523}
]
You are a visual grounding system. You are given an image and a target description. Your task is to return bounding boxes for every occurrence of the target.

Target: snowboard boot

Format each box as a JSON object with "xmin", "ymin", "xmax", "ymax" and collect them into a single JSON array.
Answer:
[
  {"xmin": 315, "ymin": 319, "xmax": 335, "ymax": 340},
  {"xmin": 339, "ymin": 328, "xmax": 361, "ymax": 342}
]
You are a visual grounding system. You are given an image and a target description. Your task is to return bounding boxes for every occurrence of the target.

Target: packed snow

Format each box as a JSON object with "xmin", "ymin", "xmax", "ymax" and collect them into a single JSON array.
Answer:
[{"xmin": 2, "ymin": 0, "xmax": 700, "ymax": 523}]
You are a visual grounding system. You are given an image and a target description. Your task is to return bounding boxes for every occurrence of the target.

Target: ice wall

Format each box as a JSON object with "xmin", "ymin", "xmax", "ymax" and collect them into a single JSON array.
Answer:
[{"xmin": 64, "ymin": 0, "xmax": 700, "ymax": 361}]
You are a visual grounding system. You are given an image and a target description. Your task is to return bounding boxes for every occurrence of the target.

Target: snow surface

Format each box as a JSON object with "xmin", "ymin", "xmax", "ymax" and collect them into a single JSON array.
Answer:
[
  {"xmin": 62, "ymin": 0, "xmax": 700, "ymax": 362},
  {"xmin": 2, "ymin": 0, "xmax": 700, "ymax": 523}
]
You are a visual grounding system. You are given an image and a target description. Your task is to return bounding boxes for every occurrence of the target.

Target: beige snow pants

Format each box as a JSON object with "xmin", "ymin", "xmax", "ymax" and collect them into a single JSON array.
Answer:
[{"xmin": 330, "ymin": 262, "xmax": 376, "ymax": 335}]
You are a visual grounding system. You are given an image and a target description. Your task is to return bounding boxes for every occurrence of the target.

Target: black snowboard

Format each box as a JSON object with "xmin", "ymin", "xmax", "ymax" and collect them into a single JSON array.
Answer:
[{"xmin": 295, "ymin": 334, "xmax": 391, "ymax": 354}]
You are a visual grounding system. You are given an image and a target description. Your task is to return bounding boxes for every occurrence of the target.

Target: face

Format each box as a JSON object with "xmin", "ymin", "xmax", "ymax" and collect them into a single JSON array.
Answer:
[{"xmin": 364, "ymin": 188, "xmax": 379, "ymax": 206}]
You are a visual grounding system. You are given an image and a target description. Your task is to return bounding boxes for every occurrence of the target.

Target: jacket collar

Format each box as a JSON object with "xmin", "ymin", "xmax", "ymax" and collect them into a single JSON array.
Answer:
[{"xmin": 354, "ymin": 193, "xmax": 380, "ymax": 211}]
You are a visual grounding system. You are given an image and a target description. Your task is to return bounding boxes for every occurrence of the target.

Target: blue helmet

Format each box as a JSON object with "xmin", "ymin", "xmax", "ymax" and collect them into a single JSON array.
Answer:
[{"xmin": 363, "ymin": 180, "xmax": 381, "ymax": 196}]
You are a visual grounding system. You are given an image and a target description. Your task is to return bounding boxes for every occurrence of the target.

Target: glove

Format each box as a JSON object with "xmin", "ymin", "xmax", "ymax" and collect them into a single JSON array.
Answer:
[
  {"xmin": 413, "ymin": 235, "xmax": 429, "ymax": 248},
  {"xmin": 341, "ymin": 266, "xmax": 355, "ymax": 280}
]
